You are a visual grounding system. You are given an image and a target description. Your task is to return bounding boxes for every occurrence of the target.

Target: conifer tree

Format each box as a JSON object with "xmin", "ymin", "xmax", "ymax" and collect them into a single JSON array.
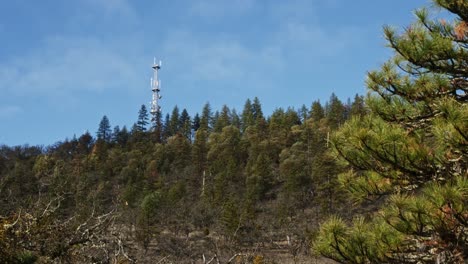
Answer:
[
  {"xmin": 314, "ymin": 1, "xmax": 468, "ymax": 263},
  {"xmin": 163, "ymin": 113, "xmax": 171, "ymax": 139},
  {"xmin": 310, "ymin": 100, "xmax": 325, "ymax": 122},
  {"xmin": 136, "ymin": 104, "xmax": 149, "ymax": 132},
  {"xmin": 192, "ymin": 113, "xmax": 201, "ymax": 132},
  {"xmin": 214, "ymin": 105, "xmax": 231, "ymax": 132},
  {"xmin": 115, "ymin": 125, "xmax": 129, "ymax": 146},
  {"xmin": 299, "ymin": 104, "xmax": 309, "ymax": 123},
  {"xmin": 180, "ymin": 108, "xmax": 192, "ymax": 140},
  {"xmin": 112, "ymin": 126, "xmax": 121, "ymax": 143},
  {"xmin": 96, "ymin": 115, "xmax": 112, "ymax": 142},
  {"xmin": 252, "ymin": 97, "xmax": 264, "ymax": 122},
  {"xmin": 169, "ymin": 105, "xmax": 180, "ymax": 136},
  {"xmin": 325, "ymin": 93, "xmax": 345, "ymax": 129},
  {"xmin": 349, "ymin": 94, "xmax": 366, "ymax": 117},
  {"xmin": 211, "ymin": 111, "xmax": 220, "ymax": 132},
  {"xmin": 192, "ymin": 129, "xmax": 208, "ymax": 177},
  {"xmin": 152, "ymin": 110, "xmax": 163, "ymax": 143},
  {"xmin": 241, "ymin": 99, "xmax": 254, "ymax": 132},
  {"xmin": 77, "ymin": 131, "xmax": 93, "ymax": 155},
  {"xmin": 200, "ymin": 102, "xmax": 212, "ymax": 131},
  {"xmin": 231, "ymin": 109, "xmax": 241, "ymax": 129}
]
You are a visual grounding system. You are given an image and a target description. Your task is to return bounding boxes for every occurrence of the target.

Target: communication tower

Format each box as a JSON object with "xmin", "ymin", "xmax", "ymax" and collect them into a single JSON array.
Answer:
[{"xmin": 150, "ymin": 58, "xmax": 162, "ymax": 124}]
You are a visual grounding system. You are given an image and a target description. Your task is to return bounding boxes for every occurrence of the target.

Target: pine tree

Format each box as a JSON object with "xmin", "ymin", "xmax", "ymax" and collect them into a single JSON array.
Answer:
[
  {"xmin": 349, "ymin": 94, "xmax": 366, "ymax": 117},
  {"xmin": 211, "ymin": 111, "xmax": 220, "ymax": 132},
  {"xmin": 299, "ymin": 104, "xmax": 309, "ymax": 123},
  {"xmin": 115, "ymin": 125, "xmax": 129, "ymax": 146},
  {"xmin": 214, "ymin": 105, "xmax": 231, "ymax": 132},
  {"xmin": 192, "ymin": 129, "xmax": 208, "ymax": 177},
  {"xmin": 252, "ymin": 97, "xmax": 264, "ymax": 122},
  {"xmin": 192, "ymin": 113, "xmax": 201, "ymax": 132},
  {"xmin": 77, "ymin": 131, "xmax": 93, "ymax": 155},
  {"xmin": 180, "ymin": 108, "xmax": 192, "ymax": 140},
  {"xmin": 96, "ymin": 115, "xmax": 112, "ymax": 142},
  {"xmin": 200, "ymin": 102, "xmax": 212, "ymax": 131},
  {"xmin": 231, "ymin": 109, "xmax": 241, "ymax": 129},
  {"xmin": 136, "ymin": 104, "xmax": 149, "ymax": 132},
  {"xmin": 152, "ymin": 110, "xmax": 163, "ymax": 143},
  {"xmin": 169, "ymin": 105, "xmax": 180, "ymax": 136},
  {"xmin": 325, "ymin": 93, "xmax": 345, "ymax": 129},
  {"xmin": 314, "ymin": 1, "xmax": 468, "ymax": 263},
  {"xmin": 241, "ymin": 99, "xmax": 254, "ymax": 132},
  {"xmin": 310, "ymin": 100, "xmax": 325, "ymax": 122},
  {"xmin": 163, "ymin": 113, "xmax": 171, "ymax": 139}
]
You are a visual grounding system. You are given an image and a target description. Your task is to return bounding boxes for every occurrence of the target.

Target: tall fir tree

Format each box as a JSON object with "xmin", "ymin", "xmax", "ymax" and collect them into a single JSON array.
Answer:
[
  {"xmin": 310, "ymin": 100, "xmax": 325, "ymax": 122},
  {"xmin": 252, "ymin": 97, "xmax": 265, "ymax": 123},
  {"xmin": 214, "ymin": 105, "xmax": 231, "ymax": 132},
  {"xmin": 349, "ymin": 94, "xmax": 366, "ymax": 117},
  {"xmin": 314, "ymin": 1, "xmax": 468, "ymax": 263},
  {"xmin": 325, "ymin": 93, "xmax": 345, "ymax": 129},
  {"xmin": 298, "ymin": 104, "xmax": 309, "ymax": 123},
  {"xmin": 192, "ymin": 113, "xmax": 201, "ymax": 132},
  {"xmin": 241, "ymin": 99, "xmax": 254, "ymax": 132},
  {"xmin": 136, "ymin": 104, "xmax": 149, "ymax": 132},
  {"xmin": 231, "ymin": 109, "xmax": 241, "ymax": 129},
  {"xmin": 96, "ymin": 115, "xmax": 112, "ymax": 142},
  {"xmin": 200, "ymin": 102, "xmax": 212, "ymax": 132},
  {"xmin": 169, "ymin": 105, "xmax": 180, "ymax": 136},
  {"xmin": 163, "ymin": 113, "xmax": 171, "ymax": 140},
  {"xmin": 180, "ymin": 109, "xmax": 192, "ymax": 140},
  {"xmin": 152, "ymin": 110, "xmax": 163, "ymax": 143}
]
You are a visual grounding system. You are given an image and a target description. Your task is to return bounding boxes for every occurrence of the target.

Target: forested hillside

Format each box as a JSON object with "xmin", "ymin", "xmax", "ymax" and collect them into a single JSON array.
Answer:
[{"xmin": 0, "ymin": 94, "xmax": 365, "ymax": 263}]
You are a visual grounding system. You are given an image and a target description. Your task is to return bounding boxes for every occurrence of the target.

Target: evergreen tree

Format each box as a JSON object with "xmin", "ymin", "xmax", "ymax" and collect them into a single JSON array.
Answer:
[
  {"xmin": 211, "ymin": 111, "xmax": 220, "ymax": 132},
  {"xmin": 284, "ymin": 107, "xmax": 301, "ymax": 127},
  {"xmin": 192, "ymin": 113, "xmax": 201, "ymax": 132},
  {"xmin": 180, "ymin": 108, "xmax": 192, "ymax": 140},
  {"xmin": 231, "ymin": 109, "xmax": 241, "ymax": 129},
  {"xmin": 246, "ymin": 153, "xmax": 274, "ymax": 201},
  {"xmin": 169, "ymin": 105, "xmax": 180, "ymax": 136},
  {"xmin": 325, "ymin": 93, "xmax": 345, "ymax": 128},
  {"xmin": 241, "ymin": 99, "xmax": 254, "ymax": 132},
  {"xmin": 163, "ymin": 113, "xmax": 171, "ymax": 139},
  {"xmin": 115, "ymin": 125, "xmax": 129, "ymax": 146},
  {"xmin": 152, "ymin": 110, "xmax": 163, "ymax": 143},
  {"xmin": 96, "ymin": 115, "xmax": 112, "ymax": 142},
  {"xmin": 136, "ymin": 104, "xmax": 149, "ymax": 132},
  {"xmin": 314, "ymin": 1, "xmax": 468, "ymax": 263},
  {"xmin": 298, "ymin": 104, "xmax": 309, "ymax": 123},
  {"xmin": 252, "ymin": 97, "xmax": 265, "ymax": 123},
  {"xmin": 310, "ymin": 100, "xmax": 325, "ymax": 122},
  {"xmin": 112, "ymin": 126, "xmax": 121, "ymax": 143},
  {"xmin": 349, "ymin": 94, "xmax": 366, "ymax": 117},
  {"xmin": 77, "ymin": 131, "xmax": 93, "ymax": 155},
  {"xmin": 200, "ymin": 102, "xmax": 212, "ymax": 131},
  {"xmin": 192, "ymin": 129, "xmax": 208, "ymax": 177},
  {"xmin": 214, "ymin": 105, "xmax": 231, "ymax": 132}
]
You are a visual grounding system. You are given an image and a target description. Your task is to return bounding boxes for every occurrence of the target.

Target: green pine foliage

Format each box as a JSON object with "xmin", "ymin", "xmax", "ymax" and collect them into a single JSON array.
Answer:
[{"xmin": 314, "ymin": 1, "xmax": 468, "ymax": 263}]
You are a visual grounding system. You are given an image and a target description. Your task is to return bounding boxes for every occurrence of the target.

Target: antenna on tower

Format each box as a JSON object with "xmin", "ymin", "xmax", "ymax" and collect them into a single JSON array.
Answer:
[{"xmin": 150, "ymin": 58, "xmax": 162, "ymax": 124}]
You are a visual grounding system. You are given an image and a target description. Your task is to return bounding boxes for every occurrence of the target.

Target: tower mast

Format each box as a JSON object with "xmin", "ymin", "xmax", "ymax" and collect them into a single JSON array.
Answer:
[{"xmin": 150, "ymin": 58, "xmax": 162, "ymax": 126}]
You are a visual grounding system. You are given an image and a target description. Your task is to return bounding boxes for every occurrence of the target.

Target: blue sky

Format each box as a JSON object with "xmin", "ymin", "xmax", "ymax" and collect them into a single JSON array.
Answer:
[{"xmin": 0, "ymin": 0, "xmax": 432, "ymax": 146}]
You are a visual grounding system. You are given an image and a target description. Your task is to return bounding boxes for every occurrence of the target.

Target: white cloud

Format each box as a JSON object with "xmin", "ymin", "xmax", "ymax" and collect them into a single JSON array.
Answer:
[
  {"xmin": 162, "ymin": 30, "xmax": 283, "ymax": 87},
  {"xmin": 0, "ymin": 105, "xmax": 21, "ymax": 118},
  {"xmin": 189, "ymin": 0, "xmax": 255, "ymax": 18},
  {"xmin": 277, "ymin": 22, "xmax": 363, "ymax": 57},
  {"xmin": 0, "ymin": 36, "xmax": 141, "ymax": 97},
  {"xmin": 81, "ymin": 0, "xmax": 136, "ymax": 18}
]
